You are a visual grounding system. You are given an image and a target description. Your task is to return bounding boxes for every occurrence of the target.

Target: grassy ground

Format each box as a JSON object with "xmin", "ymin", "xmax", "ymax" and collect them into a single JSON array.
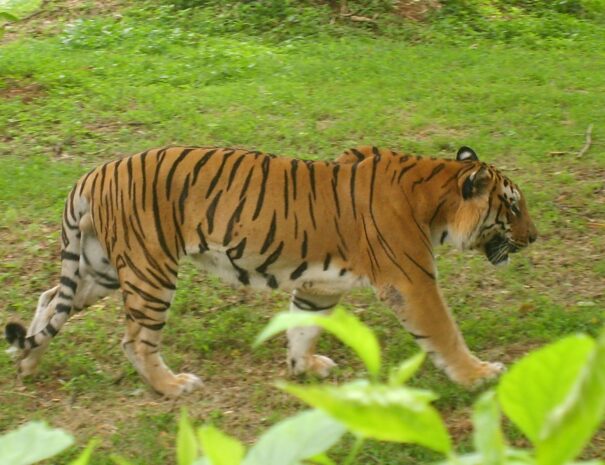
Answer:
[{"xmin": 1, "ymin": 1, "xmax": 605, "ymax": 463}]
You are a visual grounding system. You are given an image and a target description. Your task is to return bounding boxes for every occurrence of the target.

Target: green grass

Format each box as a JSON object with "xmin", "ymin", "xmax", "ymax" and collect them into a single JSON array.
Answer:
[{"xmin": 1, "ymin": 1, "xmax": 605, "ymax": 464}]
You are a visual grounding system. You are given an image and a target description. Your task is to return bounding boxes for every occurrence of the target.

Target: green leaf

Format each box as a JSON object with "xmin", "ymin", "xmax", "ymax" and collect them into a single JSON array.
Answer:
[
  {"xmin": 389, "ymin": 352, "xmax": 426, "ymax": 386},
  {"xmin": 280, "ymin": 382, "xmax": 451, "ymax": 454},
  {"xmin": 472, "ymin": 390, "xmax": 505, "ymax": 465},
  {"xmin": 198, "ymin": 426, "xmax": 245, "ymax": 465},
  {"xmin": 305, "ymin": 453, "xmax": 337, "ymax": 465},
  {"xmin": 255, "ymin": 307, "xmax": 381, "ymax": 377},
  {"xmin": 536, "ymin": 329, "xmax": 605, "ymax": 465},
  {"xmin": 177, "ymin": 409, "xmax": 199, "ymax": 465},
  {"xmin": 0, "ymin": 11, "xmax": 19, "ymax": 21},
  {"xmin": 498, "ymin": 334, "xmax": 595, "ymax": 443},
  {"xmin": 243, "ymin": 410, "xmax": 346, "ymax": 465},
  {"xmin": 0, "ymin": 0, "xmax": 42, "ymax": 18},
  {"xmin": 68, "ymin": 440, "xmax": 98, "ymax": 465},
  {"xmin": 0, "ymin": 421, "xmax": 75, "ymax": 465}
]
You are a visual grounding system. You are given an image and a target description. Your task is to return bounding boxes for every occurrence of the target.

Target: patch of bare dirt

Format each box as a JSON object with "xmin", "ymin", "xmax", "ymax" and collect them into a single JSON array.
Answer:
[
  {"xmin": 0, "ymin": 80, "xmax": 46, "ymax": 104},
  {"xmin": 395, "ymin": 0, "xmax": 441, "ymax": 21}
]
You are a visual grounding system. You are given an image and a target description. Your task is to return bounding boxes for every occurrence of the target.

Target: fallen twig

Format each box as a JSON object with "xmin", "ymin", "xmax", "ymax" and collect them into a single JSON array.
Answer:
[{"xmin": 577, "ymin": 123, "xmax": 594, "ymax": 157}]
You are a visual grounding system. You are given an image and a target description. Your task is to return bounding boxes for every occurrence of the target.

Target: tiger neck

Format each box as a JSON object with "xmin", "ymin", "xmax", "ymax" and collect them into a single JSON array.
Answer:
[{"xmin": 393, "ymin": 157, "xmax": 468, "ymax": 249}]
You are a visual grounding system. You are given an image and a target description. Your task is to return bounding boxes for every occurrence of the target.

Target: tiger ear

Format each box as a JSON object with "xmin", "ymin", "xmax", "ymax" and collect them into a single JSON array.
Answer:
[
  {"xmin": 456, "ymin": 146, "xmax": 479, "ymax": 161},
  {"xmin": 462, "ymin": 166, "xmax": 490, "ymax": 199}
]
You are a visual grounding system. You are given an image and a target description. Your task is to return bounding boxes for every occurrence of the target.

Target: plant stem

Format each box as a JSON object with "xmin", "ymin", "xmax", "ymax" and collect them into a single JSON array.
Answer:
[{"xmin": 342, "ymin": 436, "xmax": 365, "ymax": 465}]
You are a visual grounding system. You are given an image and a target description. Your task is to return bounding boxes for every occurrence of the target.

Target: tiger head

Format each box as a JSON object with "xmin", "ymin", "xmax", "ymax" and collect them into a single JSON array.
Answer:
[{"xmin": 451, "ymin": 146, "xmax": 538, "ymax": 265}]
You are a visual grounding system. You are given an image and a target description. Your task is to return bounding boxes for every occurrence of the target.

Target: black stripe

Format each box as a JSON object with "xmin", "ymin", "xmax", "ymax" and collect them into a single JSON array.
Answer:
[
  {"xmin": 331, "ymin": 165, "xmax": 341, "ymax": 217},
  {"xmin": 151, "ymin": 149, "xmax": 177, "ymax": 264},
  {"xmin": 260, "ymin": 211, "xmax": 277, "ymax": 254},
  {"xmin": 227, "ymin": 153, "xmax": 247, "ymax": 191},
  {"xmin": 61, "ymin": 251, "xmax": 80, "ymax": 261},
  {"xmin": 206, "ymin": 190, "xmax": 223, "ymax": 235},
  {"xmin": 226, "ymin": 238, "xmax": 250, "ymax": 285},
  {"xmin": 256, "ymin": 241, "xmax": 284, "ymax": 274},
  {"xmin": 239, "ymin": 165, "xmax": 255, "ymax": 200},
  {"xmin": 283, "ymin": 169, "xmax": 290, "ymax": 219},
  {"xmin": 350, "ymin": 163, "xmax": 358, "ymax": 218},
  {"xmin": 307, "ymin": 161, "xmax": 317, "ymax": 200},
  {"xmin": 60, "ymin": 276, "xmax": 77, "ymax": 294},
  {"xmin": 45, "ymin": 323, "xmax": 58, "ymax": 337},
  {"xmin": 192, "ymin": 149, "xmax": 217, "ymax": 185},
  {"xmin": 196, "ymin": 224, "xmax": 209, "ymax": 253},
  {"xmin": 166, "ymin": 148, "xmax": 195, "ymax": 199},
  {"xmin": 252, "ymin": 156, "xmax": 271, "ymax": 221},
  {"xmin": 350, "ymin": 148, "xmax": 365, "ymax": 161},
  {"xmin": 178, "ymin": 173, "xmax": 191, "ymax": 224},
  {"xmin": 404, "ymin": 252, "xmax": 435, "ymax": 280},
  {"xmin": 425, "ymin": 163, "xmax": 445, "ymax": 183},
  {"xmin": 137, "ymin": 321, "xmax": 166, "ymax": 331},
  {"xmin": 140, "ymin": 152, "xmax": 148, "ymax": 211},
  {"xmin": 124, "ymin": 281, "xmax": 171, "ymax": 307},
  {"xmin": 291, "ymin": 159, "xmax": 298, "ymax": 200},
  {"xmin": 127, "ymin": 156, "xmax": 134, "ymax": 199},
  {"xmin": 293, "ymin": 296, "xmax": 335, "ymax": 311},
  {"xmin": 307, "ymin": 193, "xmax": 317, "ymax": 230},
  {"xmin": 290, "ymin": 262, "xmax": 308, "ymax": 280},
  {"xmin": 398, "ymin": 163, "xmax": 417, "ymax": 183},
  {"xmin": 56, "ymin": 304, "xmax": 71, "ymax": 314},
  {"xmin": 223, "ymin": 196, "xmax": 247, "ymax": 246},
  {"xmin": 323, "ymin": 254, "xmax": 331, "ymax": 271},
  {"xmin": 429, "ymin": 199, "xmax": 446, "ymax": 227},
  {"xmin": 206, "ymin": 151, "xmax": 234, "ymax": 199},
  {"xmin": 301, "ymin": 230, "xmax": 308, "ymax": 258}
]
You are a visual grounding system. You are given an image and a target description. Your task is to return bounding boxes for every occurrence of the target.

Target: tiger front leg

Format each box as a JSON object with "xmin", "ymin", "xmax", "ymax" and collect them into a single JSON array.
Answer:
[
  {"xmin": 286, "ymin": 290, "xmax": 341, "ymax": 378},
  {"xmin": 378, "ymin": 282, "xmax": 504, "ymax": 387},
  {"xmin": 121, "ymin": 283, "xmax": 202, "ymax": 398}
]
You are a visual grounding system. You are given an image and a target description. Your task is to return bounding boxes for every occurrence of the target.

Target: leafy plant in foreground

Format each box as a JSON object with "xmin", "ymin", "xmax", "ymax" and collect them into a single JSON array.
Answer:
[{"xmin": 1, "ymin": 308, "xmax": 604, "ymax": 464}]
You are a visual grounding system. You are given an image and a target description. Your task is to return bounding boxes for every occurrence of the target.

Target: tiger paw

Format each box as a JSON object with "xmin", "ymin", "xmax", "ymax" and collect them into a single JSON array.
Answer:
[
  {"xmin": 307, "ymin": 355, "xmax": 337, "ymax": 378},
  {"xmin": 156, "ymin": 373, "xmax": 203, "ymax": 398},
  {"xmin": 453, "ymin": 360, "xmax": 506, "ymax": 388},
  {"xmin": 289, "ymin": 354, "xmax": 337, "ymax": 378}
]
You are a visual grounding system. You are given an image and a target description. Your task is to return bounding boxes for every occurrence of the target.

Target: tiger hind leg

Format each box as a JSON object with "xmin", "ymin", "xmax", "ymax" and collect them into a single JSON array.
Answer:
[
  {"xmin": 13, "ymin": 221, "xmax": 119, "ymax": 376},
  {"xmin": 120, "ymin": 276, "xmax": 202, "ymax": 398},
  {"xmin": 286, "ymin": 290, "xmax": 341, "ymax": 378}
]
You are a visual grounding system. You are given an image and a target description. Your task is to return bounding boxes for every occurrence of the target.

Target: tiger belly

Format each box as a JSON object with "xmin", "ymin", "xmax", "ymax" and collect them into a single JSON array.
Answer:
[{"xmin": 189, "ymin": 248, "xmax": 369, "ymax": 294}]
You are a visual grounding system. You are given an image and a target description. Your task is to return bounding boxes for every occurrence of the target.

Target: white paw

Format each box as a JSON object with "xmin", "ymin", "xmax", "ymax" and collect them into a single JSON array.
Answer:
[
  {"xmin": 290, "ymin": 354, "xmax": 337, "ymax": 378},
  {"xmin": 309, "ymin": 355, "xmax": 337, "ymax": 378},
  {"xmin": 158, "ymin": 373, "xmax": 203, "ymax": 398}
]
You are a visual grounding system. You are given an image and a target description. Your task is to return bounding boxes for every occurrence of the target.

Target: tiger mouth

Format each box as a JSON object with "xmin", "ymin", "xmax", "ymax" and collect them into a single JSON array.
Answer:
[{"xmin": 484, "ymin": 235, "xmax": 520, "ymax": 265}]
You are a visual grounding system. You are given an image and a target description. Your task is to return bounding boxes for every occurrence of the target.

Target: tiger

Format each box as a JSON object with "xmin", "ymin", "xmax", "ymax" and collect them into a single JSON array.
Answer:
[{"xmin": 5, "ymin": 144, "xmax": 537, "ymax": 397}]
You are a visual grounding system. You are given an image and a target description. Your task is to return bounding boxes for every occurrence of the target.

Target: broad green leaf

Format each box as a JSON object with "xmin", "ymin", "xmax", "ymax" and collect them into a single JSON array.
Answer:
[
  {"xmin": 536, "ymin": 330, "xmax": 605, "ymax": 465},
  {"xmin": 68, "ymin": 440, "xmax": 98, "ymax": 465},
  {"xmin": 306, "ymin": 453, "xmax": 337, "ymax": 465},
  {"xmin": 389, "ymin": 352, "xmax": 426, "ymax": 386},
  {"xmin": 0, "ymin": 0, "xmax": 42, "ymax": 18},
  {"xmin": 255, "ymin": 307, "xmax": 381, "ymax": 376},
  {"xmin": 472, "ymin": 390, "xmax": 505, "ymax": 465},
  {"xmin": 0, "ymin": 11, "xmax": 19, "ymax": 21},
  {"xmin": 177, "ymin": 410, "xmax": 199, "ymax": 465},
  {"xmin": 0, "ymin": 421, "xmax": 74, "ymax": 465},
  {"xmin": 198, "ymin": 426, "xmax": 245, "ymax": 465},
  {"xmin": 280, "ymin": 382, "xmax": 450, "ymax": 454},
  {"xmin": 243, "ymin": 410, "xmax": 346, "ymax": 465},
  {"xmin": 498, "ymin": 334, "xmax": 594, "ymax": 443},
  {"xmin": 110, "ymin": 456, "xmax": 137, "ymax": 465}
]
